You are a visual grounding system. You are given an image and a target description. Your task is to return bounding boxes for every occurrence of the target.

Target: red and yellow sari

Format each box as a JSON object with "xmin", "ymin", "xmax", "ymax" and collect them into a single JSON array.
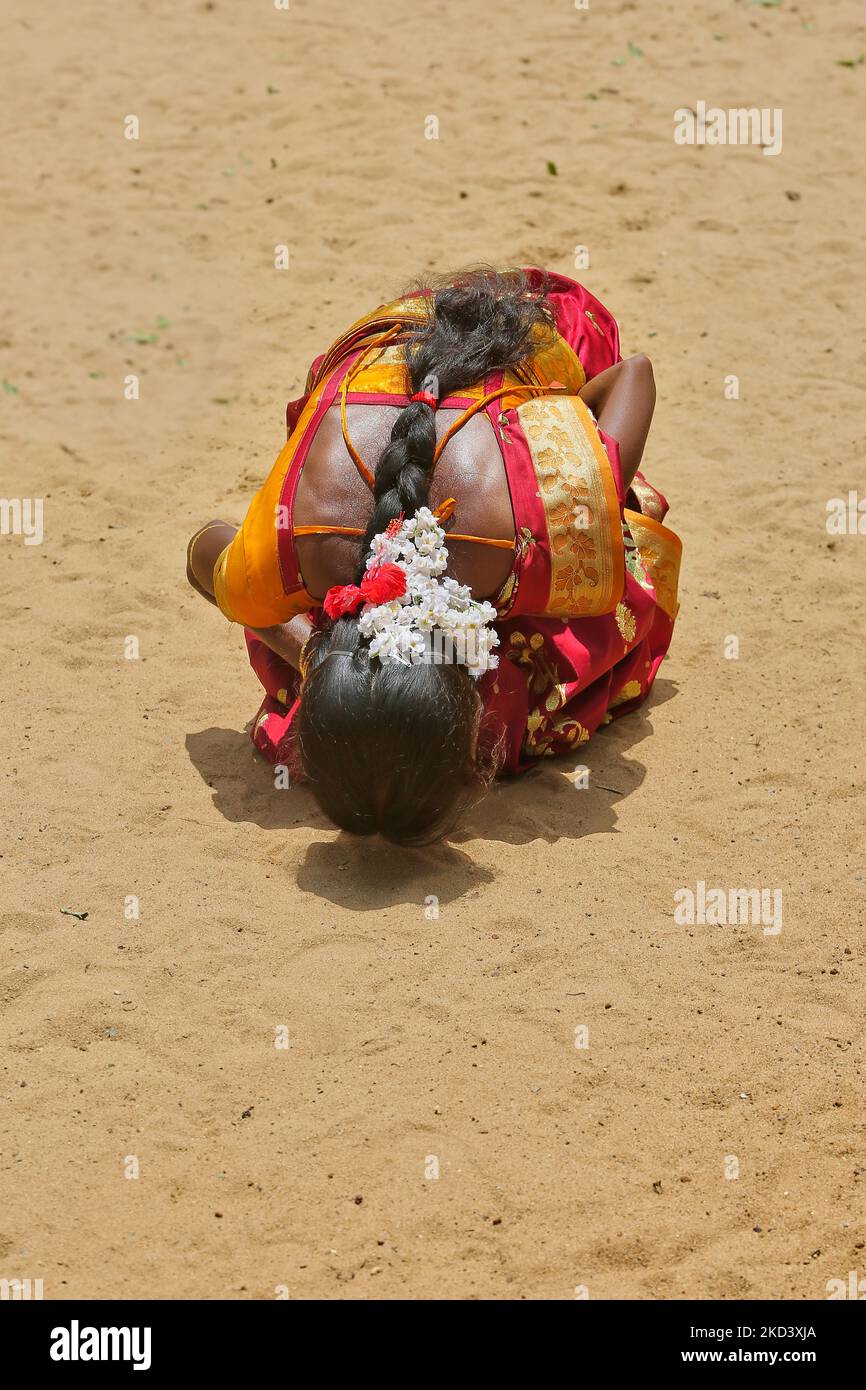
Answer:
[{"xmin": 214, "ymin": 270, "xmax": 682, "ymax": 774}]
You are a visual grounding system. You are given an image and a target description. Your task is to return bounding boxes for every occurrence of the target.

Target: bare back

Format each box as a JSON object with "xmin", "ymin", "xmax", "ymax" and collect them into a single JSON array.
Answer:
[{"xmin": 294, "ymin": 402, "xmax": 515, "ymax": 602}]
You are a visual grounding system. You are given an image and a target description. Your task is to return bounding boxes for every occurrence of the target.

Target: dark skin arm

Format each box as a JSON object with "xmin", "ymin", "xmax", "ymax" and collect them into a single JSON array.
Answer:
[
  {"xmin": 578, "ymin": 354, "xmax": 655, "ymax": 489},
  {"xmin": 186, "ymin": 520, "xmax": 313, "ymax": 669},
  {"xmin": 186, "ymin": 520, "xmax": 236, "ymax": 605},
  {"xmin": 248, "ymin": 613, "xmax": 315, "ymax": 668}
]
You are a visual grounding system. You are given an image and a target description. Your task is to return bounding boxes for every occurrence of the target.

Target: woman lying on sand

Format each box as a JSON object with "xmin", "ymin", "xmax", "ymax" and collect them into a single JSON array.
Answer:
[{"xmin": 187, "ymin": 268, "xmax": 681, "ymax": 843}]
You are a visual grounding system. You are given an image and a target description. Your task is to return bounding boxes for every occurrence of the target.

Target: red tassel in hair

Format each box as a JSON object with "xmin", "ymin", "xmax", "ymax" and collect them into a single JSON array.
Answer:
[
  {"xmin": 323, "ymin": 562, "xmax": 406, "ymax": 620},
  {"xmin": 323, "ymin": 584, "xmax": 364, "ymax": 620},
  {"xmin": 360, "ymin": 561, "xmax": 406, "ymax": 604}
]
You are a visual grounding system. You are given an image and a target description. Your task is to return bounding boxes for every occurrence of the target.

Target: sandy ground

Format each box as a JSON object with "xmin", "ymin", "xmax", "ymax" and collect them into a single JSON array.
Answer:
[{"xmin": 1, "ymin": 0, "xmax": 864, "ymax": 1301}]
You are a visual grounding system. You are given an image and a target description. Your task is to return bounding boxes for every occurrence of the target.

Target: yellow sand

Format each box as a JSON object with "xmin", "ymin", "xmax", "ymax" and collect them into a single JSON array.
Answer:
[{"xmin": 1, "ymin": 0, "xmax": 863, "ymax": 1299}]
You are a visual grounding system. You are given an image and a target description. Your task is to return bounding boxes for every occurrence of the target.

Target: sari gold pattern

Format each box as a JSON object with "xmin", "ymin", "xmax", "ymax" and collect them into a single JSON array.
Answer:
[
  {"xmin": 517, "ymin": 395, "xmax": 624, "ymax": 618},
  {"xmin": 615, "ymin": 601, "xmax": 637, "ymax": 644},
  {"xmin": 506, "ymin": 629, "xmax": 591, "ymax": 758},
  {"xmin": 506, "ymin": 630, "xmax": 559, "ymax": 696},
  {"xmin": 622, "ymin": 510, "xmax": 682, "ymax": 620},
  {"xmin": 608, "ymin": 679, "xmax": 643, "ymax": 709},
  {"xmin": 629, "ymin": 474, "xmax": 668, "ymax": 522}
]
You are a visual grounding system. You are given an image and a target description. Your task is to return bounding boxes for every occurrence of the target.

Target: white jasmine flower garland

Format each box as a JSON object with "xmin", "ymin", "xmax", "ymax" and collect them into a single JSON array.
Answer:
[{"xmin": 356, "ymin": 508, "xmax": 499, "ymax": 678}]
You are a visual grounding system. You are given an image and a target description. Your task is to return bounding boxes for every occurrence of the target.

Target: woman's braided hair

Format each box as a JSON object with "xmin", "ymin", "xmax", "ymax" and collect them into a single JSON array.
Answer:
[
  {"xmin": 296, "ymin": 269, "xmax": 554, "ymax": 844},
  {"xmin": 357, "ymin": 268, "xmax": 553, "ymax": 565}
]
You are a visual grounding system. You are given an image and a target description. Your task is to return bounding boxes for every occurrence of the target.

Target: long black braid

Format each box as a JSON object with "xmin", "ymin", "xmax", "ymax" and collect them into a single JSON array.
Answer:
[
  {"xmin": 355, "ymin": 268, "xmax": 554, "ymax": 575},
  {"xmin": 296, "ymin": 268, "xmax": 554, "ymax": 844}
]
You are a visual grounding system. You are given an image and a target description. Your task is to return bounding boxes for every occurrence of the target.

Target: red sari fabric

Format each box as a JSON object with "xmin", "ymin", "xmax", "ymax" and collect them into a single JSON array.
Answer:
[
  {"xmin": 244, "ymin": 273, "xmax": 681, "ymax": 775},
  {"xmin": 244, "ymin": 474, "xmax": 679, "ymax": 776},
  {"xmin": 479, "ymin": 470, "xmax": 678, "ymax": 772}
]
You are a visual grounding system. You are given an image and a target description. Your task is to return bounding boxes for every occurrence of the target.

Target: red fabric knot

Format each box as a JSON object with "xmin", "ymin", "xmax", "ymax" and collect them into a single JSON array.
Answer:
[{"xmin": 410, "ymin": 390, "xmax": 438, "ymax": 410}]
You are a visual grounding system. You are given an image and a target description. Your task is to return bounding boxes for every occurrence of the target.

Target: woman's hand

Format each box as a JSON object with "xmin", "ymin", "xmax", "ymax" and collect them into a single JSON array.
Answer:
[
  {"xmin": 186, "ymin": 520, "xmax": 238, "ymax": 605},
  {"xmin": 248, "ymin": 614, "xmax": 316, "ymax": 672},
  {"xmin": 578, "ymin": 355, "xmax": 656, "ymax": 489}
]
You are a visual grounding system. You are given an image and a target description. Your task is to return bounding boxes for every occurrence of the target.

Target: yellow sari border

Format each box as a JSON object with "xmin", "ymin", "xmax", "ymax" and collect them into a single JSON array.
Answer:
[
  {"xmin": 517, "ymin": 394, "xmax": 625, "ymax": 618},
  {"xmin": 623, "ymin": 508, "xmax": 682, "ymax": 620},
  {"xmin": 213, "ymin": 381, "xmax": 328, "ymax": 628}
]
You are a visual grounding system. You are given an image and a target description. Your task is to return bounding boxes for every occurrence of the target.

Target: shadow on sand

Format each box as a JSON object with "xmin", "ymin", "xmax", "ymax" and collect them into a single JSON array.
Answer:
[{"xmin": 185, "ymin": 678, "xmax": 677, "ymax": 908}]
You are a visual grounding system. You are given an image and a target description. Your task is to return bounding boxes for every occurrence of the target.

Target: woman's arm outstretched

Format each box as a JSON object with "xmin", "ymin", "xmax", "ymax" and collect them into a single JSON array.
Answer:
[
  {"xmin": 186, "ymin": 520, "xmax": 237, "ymax": 605},
  {"xmin": 186, "ymin": 520, "xmax": 313, "ymax": 670},
  {"xmin": 578, "ymin": 354, "xmax": 656, "ymax": 489}
]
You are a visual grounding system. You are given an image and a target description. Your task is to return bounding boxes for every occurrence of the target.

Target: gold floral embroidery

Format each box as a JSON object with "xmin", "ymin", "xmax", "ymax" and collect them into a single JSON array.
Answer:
[
  {"xmin": 494, "ymin": 569, "xmax": 517, "ymax": 613},
  {"xmin": 609, "ymin": 679, "xmax": 642, "ymax": 710},
  {"xmin": 507, "ymin": 630, "xmax": 559, "ymax": 696},
  {"xmin": 553, "ymin": 716, "xmax": 590, "ymax": 743},
  {"xmin": 623, "ymin": 518, "xmax": 652, "ymax": 590},
  {"xmin": 507, "ymin": 636, "xmax": 594, "ymax": 758},
  {"xmin": 507, "ymin": 631, "xmax": 571, "ymax": 757},
  {"xmin": 545, "ymin": 683, "xmax": 571, "ymax": 712},
  {"xmin": 516, "ymin": 526, "xmax": 535, "ymax": 556},
  {"xmin": 524, "ymin": 706, "xmax": 591, "ymax": 759},
  {"xmin": 493, "ymin": 529, "xmax": 533, "ymax": 617},
  {"xmin": 629, "ymin": 474, "xmax": 667, "ymax": 522},
  {"xmin": 525, "ymin": 708, "xmax": 547, "ymax": 743},
  {"xmin": 615, "ymin": 602, "xmax": 637, "ymax": 644},
  {"xmin": 518, "ymin": 396, "xmax": 622, "ymax": 618},
  {"xmin": 623, "ymin": 511, "xmax": 682, "ymax": 620}
]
